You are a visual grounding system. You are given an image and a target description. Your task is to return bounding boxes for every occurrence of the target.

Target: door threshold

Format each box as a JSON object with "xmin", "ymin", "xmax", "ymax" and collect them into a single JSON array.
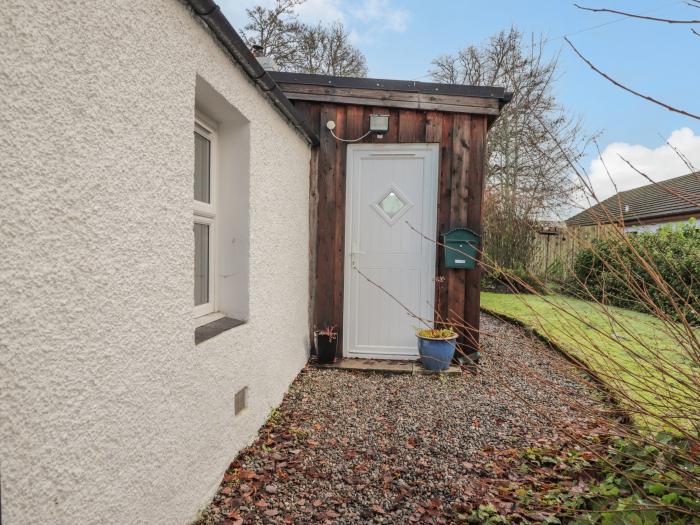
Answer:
[{"xmin": 311, "ymin": 358, "xmax": 461, "ymax": 376}]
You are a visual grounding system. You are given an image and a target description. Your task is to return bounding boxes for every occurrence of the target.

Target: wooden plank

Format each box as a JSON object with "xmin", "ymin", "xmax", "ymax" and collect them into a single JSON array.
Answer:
[
  {"xmin": 362, "ymin": 106, "xmax": 374, "ymax": 143},
  {"xmin": 278, "ymin": 83, "xmax": 501, "ymax": 110},
  {"xmin": 281, "ymin": 92, "xmax": 500, "ymax": 116},
  {"xmin": 345, "ymin": 105, "xmax": 365, "ymax": 141},
  {"xmin": 466, "ymin": 116, "xmax": 486, "ymax": 233},
  {"xmin": 314, "ymin": 104, "xmax": 339, "ymax": 336},
  {"xmin": 450, "ymin": 114, "xmax": 471, "ymax": 227},
  {"xmin": 446, "ymin": 268, "xmax": 466, "ymax": 330},
  {"xmin": 437, "ymin": 113, "xmax": 453, "ymax": 323},
  {"xmin": 291, "ymin": 100, "xmax": 321, "ymax": 136},
  {"xmin": 463, "ymin": 116, "xmax": 487, "ymax": 354},
  {"xmin": 332, "ymin": 106, "xmax": 347, "ymax": 358},
  {"xmin": 425, "ymin": 112, "xmax": 448, "ymax": 321},
  {"xmin": 446, "ymin": 114, "xmax": 471, "ymax": 341},
  {"xmin": 386, "ymin": 108, "xmax": 400, "ymax": 143},
  {"xmin": 424, "ymin": 111, "xmax": 442, "ymax": 144},
  {"xmin": 398, "ymin": 109, "xmax": 426, "ymax": 143},
  {"xmin": 307, "ymin": 147, "xmax": 319, "ymax": 341}
]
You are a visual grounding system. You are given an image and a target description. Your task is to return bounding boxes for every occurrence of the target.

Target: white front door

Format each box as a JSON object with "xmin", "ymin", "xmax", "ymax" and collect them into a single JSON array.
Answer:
[{"xmin": 343, "ymin": 144, "xmax": 439, "ymax": 359}]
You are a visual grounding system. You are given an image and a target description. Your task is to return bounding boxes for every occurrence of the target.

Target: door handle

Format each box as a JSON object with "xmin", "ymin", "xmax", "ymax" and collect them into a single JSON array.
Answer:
[
  {"xmin": 350, "ymin": 250, "xmax": 365, "ymax": 267},
  {"xmin": 350, "ymin": 243, "xmax": 365, "ymax": 256}
]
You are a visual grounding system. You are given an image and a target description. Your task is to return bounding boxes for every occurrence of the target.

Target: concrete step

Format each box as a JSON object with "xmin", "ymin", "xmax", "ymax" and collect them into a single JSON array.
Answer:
[{"xmin": 312, "ymin": 358, "xmax": 461, "ymax": 375}]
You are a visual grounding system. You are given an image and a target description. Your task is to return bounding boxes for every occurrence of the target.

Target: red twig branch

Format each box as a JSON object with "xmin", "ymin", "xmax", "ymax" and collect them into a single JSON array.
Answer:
[
  {"xmin": 564, "ymin": 37, "xmax": 700, "ymax": 121},
  {"xmin": 574, "ymin": 3, "xmax": 700, "ymax": 23}
]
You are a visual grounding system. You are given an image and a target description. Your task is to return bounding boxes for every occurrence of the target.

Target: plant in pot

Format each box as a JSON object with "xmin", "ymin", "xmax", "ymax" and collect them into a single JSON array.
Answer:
[
  {"xmin": 416, "ymin": 326, "xmax": 458, "ymax": 371},
  {"xmin": 314, "ymin": 325, "xmax": 338, "ymax": 364},
  {"xmin": 416, "ymin": 276, "xmax": 458, "ymax": 371}
]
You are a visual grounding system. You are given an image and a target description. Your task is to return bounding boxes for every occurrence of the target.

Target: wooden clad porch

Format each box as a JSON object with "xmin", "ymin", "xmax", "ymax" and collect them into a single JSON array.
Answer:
[{"xmin": 271, "ymin": 72, "xmax": 508, "ymax": 359}]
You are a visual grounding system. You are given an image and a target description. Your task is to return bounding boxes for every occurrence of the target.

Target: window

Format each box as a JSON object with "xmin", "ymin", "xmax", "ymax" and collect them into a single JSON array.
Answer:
[
  {"xmin": 193, "ymin": 117, "xmax": 217, "ymax": 318},
  {"xmin": 194, "ymin": 76, "xmax": 252, "ymax": 327}
]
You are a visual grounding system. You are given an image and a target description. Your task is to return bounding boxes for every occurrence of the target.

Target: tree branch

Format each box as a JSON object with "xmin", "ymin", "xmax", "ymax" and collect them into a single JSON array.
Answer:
[
  {"xmin": 564, "ymin": 37, "xmax": 700, "ymax": 121},
  {"xmin": 574, "ymin": 3, "xmax": 700, "ymax": 24}
]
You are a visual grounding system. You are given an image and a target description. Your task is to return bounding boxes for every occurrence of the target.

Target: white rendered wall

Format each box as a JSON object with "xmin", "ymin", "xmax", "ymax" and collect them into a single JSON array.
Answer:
[
  {"xmin": 624, "ymin": 219, "xmax": 694, "ymax": 234},
  {"xmin": 0, "ymin": 2, "xmax": 311, "ymax": 523}
]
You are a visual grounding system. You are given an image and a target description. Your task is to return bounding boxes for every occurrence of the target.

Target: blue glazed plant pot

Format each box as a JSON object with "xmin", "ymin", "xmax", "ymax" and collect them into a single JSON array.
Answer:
[{"xmin": 417, "ymin": 334, "xmax": 458, "ymax": 371}]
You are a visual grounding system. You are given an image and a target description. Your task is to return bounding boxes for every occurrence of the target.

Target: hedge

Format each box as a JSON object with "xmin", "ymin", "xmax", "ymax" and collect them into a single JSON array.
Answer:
[{"xmin": 568, "ymin": 220, "xmax": 699, "ymax": 325}]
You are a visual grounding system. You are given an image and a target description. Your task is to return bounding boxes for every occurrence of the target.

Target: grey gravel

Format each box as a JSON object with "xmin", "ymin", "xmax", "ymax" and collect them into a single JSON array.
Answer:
[{"xmin": 196, "ymin": 313, "xmax": 601, "ymax": 524}]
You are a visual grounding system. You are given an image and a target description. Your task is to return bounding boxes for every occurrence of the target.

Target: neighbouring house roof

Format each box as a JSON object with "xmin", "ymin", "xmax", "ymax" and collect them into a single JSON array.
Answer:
[
  {"xmin": 270, "ymin": 71, "xmax": 511, "ymax": 118},
  {"xmin": 566, "ymin": 171, "xmax": 700, "ymax": 227},
  {"xmin": 186, "ymin": 0, "xmax": 319, "ymax": 146}
]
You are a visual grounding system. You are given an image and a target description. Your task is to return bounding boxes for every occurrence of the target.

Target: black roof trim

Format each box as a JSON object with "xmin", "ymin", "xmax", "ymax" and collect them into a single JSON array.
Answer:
[
  {"xmin": 186, "ymin": 0, "xmax": 319, "ymax": 146},
  {"xmin": 270, "ymin": 71, "xmax": 512, "ymax": 103}
]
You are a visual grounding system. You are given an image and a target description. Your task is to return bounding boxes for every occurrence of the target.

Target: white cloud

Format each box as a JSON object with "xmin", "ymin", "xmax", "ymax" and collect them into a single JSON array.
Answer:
[
  {"xmin": 348, "ymin": 28, "xmax": 363, "ymax": 45},
  {"xmin": 585, "ymin": 127, "xmax": 700, "ymax": 203},
  {"xmin": 296, "ymin": 0, "xmax": 345, "ymax": 25},
  {"xmin": 218, "ymin": 0, "xmax": 408, "ymax": 34},
  {"xmin": 355, "ymin": 0, "xmax": 409, "ymax": 32}
]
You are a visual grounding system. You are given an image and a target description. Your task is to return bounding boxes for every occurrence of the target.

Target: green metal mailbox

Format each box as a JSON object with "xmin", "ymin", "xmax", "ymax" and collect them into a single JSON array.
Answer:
[{"xmin": 442, "ymin": 228, "xmax": 481, "ymax": 269}]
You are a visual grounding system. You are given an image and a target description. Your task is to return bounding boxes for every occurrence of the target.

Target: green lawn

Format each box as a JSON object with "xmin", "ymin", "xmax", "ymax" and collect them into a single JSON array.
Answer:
[{"xmin": 480, "ymin": 292, "xmax": 697, "ymax": 431}]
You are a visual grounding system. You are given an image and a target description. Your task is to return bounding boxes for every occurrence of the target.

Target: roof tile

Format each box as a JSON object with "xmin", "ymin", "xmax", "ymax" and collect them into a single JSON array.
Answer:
[{"xmin": 567, "ymin": 172, "xmax": 700, "ymax": 226}]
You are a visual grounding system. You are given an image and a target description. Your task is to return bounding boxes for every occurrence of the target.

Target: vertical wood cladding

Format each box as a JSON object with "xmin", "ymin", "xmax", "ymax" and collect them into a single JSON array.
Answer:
[{"xmin": 296, "ymin": 103, "xmax": 488, "ymax": 357}]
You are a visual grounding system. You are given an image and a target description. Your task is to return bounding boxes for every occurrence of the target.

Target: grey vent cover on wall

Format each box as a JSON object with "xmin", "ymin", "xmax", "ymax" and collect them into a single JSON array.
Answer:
[{"xmin": 234, "ymin": 387, "xmax": 248, "ymax": 415}]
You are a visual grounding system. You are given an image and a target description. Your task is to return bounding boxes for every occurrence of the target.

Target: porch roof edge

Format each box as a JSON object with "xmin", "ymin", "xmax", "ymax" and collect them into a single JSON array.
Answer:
[{"xmin": 269, "ymin": 71, "xmax": 510, "ymax": 102}]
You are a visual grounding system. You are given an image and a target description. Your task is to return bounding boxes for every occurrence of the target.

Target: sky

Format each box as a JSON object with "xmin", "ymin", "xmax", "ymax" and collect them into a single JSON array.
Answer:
[{"xmin": 220, "ymin": 0, "xmax": 700, "ymax": 208}]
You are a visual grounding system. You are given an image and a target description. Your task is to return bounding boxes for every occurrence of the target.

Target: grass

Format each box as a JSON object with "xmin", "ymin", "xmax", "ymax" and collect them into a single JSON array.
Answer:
[{"xmin": 480, "ymin": 292, "xmax": 697, "ymax": 431}]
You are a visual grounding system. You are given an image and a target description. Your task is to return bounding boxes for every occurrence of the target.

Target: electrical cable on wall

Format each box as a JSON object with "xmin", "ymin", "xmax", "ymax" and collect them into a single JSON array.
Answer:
[
  {"xmin": 326, "ymin": 121, "xmax": 374, "ymax": 142},
  {"xmin": 326, "ymin": 114, "xmax": 390, "ymax": 142}
]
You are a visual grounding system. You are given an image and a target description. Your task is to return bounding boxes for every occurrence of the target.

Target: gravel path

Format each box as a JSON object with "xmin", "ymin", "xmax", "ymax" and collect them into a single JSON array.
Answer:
[{"xmin": 195, "ymin": 314, "xmax": 603, "ymax": 524}]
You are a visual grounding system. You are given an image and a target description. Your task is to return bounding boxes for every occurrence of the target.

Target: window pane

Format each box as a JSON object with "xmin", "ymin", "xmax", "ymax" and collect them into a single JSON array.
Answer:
[
  {"xmin": 194, "ymin": 131, "xmax": 210, "ymax": 203},
  {"xmin": 378, "ymin": 191, "xmax": 406, "ymax": 218},
  {"xmin": 194, "ymin": 223, "xmax": 209, "ymax": 306}
]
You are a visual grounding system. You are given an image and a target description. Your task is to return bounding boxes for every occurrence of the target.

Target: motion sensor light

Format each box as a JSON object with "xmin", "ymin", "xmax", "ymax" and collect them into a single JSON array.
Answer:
[{"xmin": 369, "ymin": 114, "xmax": 390, "ymax": 134}]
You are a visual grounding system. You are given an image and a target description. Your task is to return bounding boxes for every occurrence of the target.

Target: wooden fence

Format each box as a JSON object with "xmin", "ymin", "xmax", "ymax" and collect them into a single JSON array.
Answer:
[{"xmin": 527, "ymin": 224, "xmax": 620, "ymax": 278}]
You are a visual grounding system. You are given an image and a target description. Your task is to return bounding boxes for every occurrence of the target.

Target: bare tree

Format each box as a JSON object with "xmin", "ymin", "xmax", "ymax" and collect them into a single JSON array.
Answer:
[
  {"xmin": 432, "ymin": 28, "xmax": 591, "ymax": 270},
  {"xmin": 292, "ymin": 22, "xmax": 367, "ymax": 76},
  {"xmin": 242, "ymin": 0, "xmax": 304, "ymax": 70},
  {"xmin": 241, "ymin": 0, "xmax": 367, "ymax": 77}
]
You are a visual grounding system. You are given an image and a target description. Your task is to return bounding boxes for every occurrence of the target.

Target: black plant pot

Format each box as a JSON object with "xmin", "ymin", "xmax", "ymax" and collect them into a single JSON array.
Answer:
[{"xmin": 316, "ymin": 334, "xmax": 337, "ymax": 364}]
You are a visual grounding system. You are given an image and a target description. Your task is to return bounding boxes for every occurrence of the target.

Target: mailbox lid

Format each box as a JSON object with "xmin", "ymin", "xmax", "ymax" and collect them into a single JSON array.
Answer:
[{"xmin": 442, "ymin": 227, "xmax": 481, "ymax": 244}]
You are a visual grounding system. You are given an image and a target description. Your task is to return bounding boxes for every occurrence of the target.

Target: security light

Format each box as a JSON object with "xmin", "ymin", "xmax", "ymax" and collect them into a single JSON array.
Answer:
[{"xmin": 369, "ymin": 114, "xmax": 390, "ymax": 134}]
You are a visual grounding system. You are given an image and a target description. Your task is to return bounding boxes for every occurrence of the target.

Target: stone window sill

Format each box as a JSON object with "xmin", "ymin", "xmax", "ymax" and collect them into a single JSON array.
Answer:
[{"xmin": 195, "ymin": 315, "xmax": 245, "ymax": 345}]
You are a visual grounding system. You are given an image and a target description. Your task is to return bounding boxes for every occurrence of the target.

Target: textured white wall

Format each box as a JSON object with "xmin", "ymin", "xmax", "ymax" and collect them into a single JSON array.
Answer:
[
  {"xmin": 624, "ymin": 219, "xmax": 694, "ymax": 233},
  {"xmin": 0, "ymin": 1, "xmax": 311, "ymax": 523}
]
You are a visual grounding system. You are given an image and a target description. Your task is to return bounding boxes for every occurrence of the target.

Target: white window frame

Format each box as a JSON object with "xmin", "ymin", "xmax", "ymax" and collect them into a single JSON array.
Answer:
[{"xmin": 193, "ymin": 115, "xmax": 218, "ymax": 318}]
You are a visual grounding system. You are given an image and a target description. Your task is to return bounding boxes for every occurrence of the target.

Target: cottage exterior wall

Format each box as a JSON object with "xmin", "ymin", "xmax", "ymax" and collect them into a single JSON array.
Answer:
[{"xmin": 0, "ymin": 2, "xmax": 310, "ymax": 523}]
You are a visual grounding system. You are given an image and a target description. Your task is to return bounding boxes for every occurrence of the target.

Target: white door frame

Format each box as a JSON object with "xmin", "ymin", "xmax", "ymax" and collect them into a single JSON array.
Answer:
[{"xmin": 342, "ymin": 143, "xmax": 439, "ymax": 359}]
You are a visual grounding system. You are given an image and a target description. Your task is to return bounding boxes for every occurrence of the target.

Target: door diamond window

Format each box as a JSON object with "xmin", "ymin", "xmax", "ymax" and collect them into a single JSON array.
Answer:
[
  {"xmin": 372, "ymin": 185, "xmax": 413, "ymax": 225},
  {"xmin": 379, "ymin": 191, "xmax": 405, "ymax": 218}
]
